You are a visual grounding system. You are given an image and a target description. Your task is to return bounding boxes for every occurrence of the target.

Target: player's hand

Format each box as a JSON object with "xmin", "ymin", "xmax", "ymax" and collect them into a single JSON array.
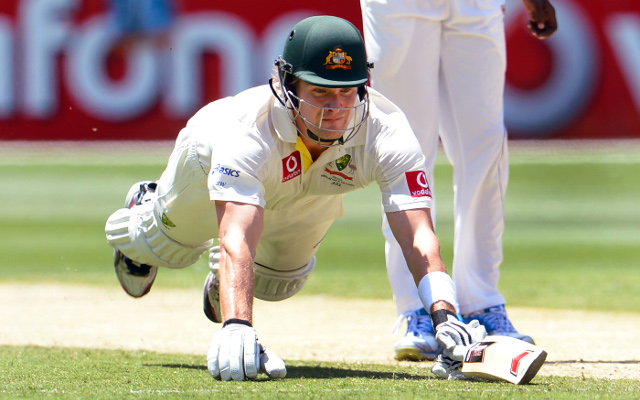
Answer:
[
  {"xmin": 431, "ymin": 351, "xmax": 470, "ymax": 380},
  {"xmin": 207, "ymin": 323, "xmax": 260, "ymax": 381},
  {"xmin": 521, "ymin": 0, "xmax": 558, "ymax": 39},
  {"xmin": 259, "ymin": 348, "xmax": 287, "ymax": 379},
  {"xmin": 434, "ymin": 314, "xmax": 487, "ymax": 361},
  {"xmin": 207, "ymin": 323, "xmax": 286, "ymax": 381}
]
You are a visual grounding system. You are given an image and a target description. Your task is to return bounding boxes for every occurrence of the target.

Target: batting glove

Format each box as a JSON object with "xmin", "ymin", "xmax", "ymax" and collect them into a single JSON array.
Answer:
[
  {"xmin": 433, "ymin": 311, "xmax": 487, "ymax": 361},
  {"xmin": 207, "ymin": 321, "xmax": 286, "ymax": 381},
  {"xmin": 259, "ymin": 348, "xmax": 287, "ymax": 379},
  {"xmin": 431, "ymin": 351, "xmax": 470, "ymax": 380}
]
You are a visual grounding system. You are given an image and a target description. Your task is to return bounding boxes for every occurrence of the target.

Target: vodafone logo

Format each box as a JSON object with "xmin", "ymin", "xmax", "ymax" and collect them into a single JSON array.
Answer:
[
  {"xmin": 405, "ymin": 171, "xmax": 432, "ymax": 198},
  {"xmin": 282, "ymin": 151, "xmax": 302, "ymax": 182}
]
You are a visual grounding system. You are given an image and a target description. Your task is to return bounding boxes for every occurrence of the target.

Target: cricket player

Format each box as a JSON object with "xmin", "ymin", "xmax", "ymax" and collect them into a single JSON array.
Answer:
[
  {"xmin": 361, "ymin": 0, "xmax": 557, "ymax": 365},
  {"xmin": 105, "ymin": 15, "xmax": 486, "ymax": 381}
]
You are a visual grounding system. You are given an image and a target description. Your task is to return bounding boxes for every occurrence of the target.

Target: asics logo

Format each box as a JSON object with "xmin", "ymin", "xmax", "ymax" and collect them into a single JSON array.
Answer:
[{"xmin": 211, "ymin": 164, "xmax": 240, "ymax": 177}]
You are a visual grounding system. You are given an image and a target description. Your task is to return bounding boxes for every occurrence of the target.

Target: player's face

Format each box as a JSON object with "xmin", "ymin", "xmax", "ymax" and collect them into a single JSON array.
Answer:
[{"xmin": 294, "ymin": 81, "xmax": 359, "ymax": 141}]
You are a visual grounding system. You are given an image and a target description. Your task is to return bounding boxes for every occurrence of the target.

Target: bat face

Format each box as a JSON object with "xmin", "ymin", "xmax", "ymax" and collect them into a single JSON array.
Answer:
[{"xmin": 460, "ymin": 335, "xmax": 547, "ymax": 385}]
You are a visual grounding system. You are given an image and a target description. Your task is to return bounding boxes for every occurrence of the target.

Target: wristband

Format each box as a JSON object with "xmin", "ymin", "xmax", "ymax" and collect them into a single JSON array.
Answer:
[
  {"xmin": 222, "ymin": 318, "xmax": 252, "ymax": 328},
  {"xmin": 417, "ymin": 271, "xmax": 458, "ymax": 313},
  {"xmin": 431, "ymin": 309, "xmax": 458, "ymax": 329}
]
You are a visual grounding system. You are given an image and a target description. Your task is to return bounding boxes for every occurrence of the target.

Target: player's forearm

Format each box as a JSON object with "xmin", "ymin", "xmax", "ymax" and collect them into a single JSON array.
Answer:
[
  {"xmin": 385, "ymin": 208, "xmax": 447, "ymax": 279},
  {"xmin": 218, "ymin": 248, "xmax": 255, "ymax": 324},
  {"xmin": 214, "ymin": 201, "xmax": 264, "ymax": 325},
  {"xmin": 401, "ymin": 229, "xmax": 448, "ymax": 284}
]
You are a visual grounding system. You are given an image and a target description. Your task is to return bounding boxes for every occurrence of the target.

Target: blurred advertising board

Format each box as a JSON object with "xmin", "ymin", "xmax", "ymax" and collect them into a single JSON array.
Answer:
[{"xmin": 0, "ymin": 0, "xmax": 638, "ymax": 140}]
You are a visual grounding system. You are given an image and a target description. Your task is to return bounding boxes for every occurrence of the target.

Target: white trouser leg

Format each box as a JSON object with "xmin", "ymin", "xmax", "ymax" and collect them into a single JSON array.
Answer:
[
  {"xmin": 439, "ymin": 1, "xmax": 508, "ymax": 314},
  {"xmin": 364, "ymin": 0, "xmax": 510, "ymax": 316},
  {"xmin": 363, "ymin": 3, "xmax": 442, "ymax": 316}
]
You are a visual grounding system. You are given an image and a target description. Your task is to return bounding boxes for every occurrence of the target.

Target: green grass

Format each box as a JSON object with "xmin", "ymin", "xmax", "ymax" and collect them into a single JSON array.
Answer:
[
  {"xmin": 306, "ymin": 147, "xmax": 640, "ymax": 313},
  {"xmin": 2, "ymin": 346, "xmax": 639, "ymax": 399},
  {"xmin": 500, "ymin": 161, "xmax": 640, "ymax": 311},
  {"xmin": 1, "ymin": 143, "xmax": 640, "ymax": 312},
  {"xmin": 1, "ymin": 142, "xmax": 640, "ymax": 398},
  {"xmin": 502, "ymin": 159, "xmax": 640, "ymax": 311}
]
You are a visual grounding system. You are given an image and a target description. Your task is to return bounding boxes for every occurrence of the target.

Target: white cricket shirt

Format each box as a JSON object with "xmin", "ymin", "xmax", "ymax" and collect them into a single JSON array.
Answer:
[{"xmin": 155, "ymin": 85, "xmax": 432, "ymax": 271}]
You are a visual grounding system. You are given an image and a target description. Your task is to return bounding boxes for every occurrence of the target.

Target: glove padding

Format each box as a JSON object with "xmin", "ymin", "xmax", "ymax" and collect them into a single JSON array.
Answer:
[
  {"xmin": 434, "ymin": 315, "xmax": 487, "ymax": 361},
  {"xmin": 260, "ymin": 348, "xmax": 287, "ymax": 379},
  {"xmin": 207, "ymin": 323, "xmax": 286, "ymax": 381},
  {"xmin": 431, "ymin": 351, "xmax": 470, "ymax": 380}
]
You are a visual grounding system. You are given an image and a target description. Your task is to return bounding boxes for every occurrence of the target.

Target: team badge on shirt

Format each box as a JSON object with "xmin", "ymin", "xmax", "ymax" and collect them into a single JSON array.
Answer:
[
  {"xmin": 324, "ymin": 47, "xmax": 353, "ymax": 70},
  {"xmin": 335, "ymin": 154, "xmax": 351, "ymax": 171},
  {"xmin": 405, "ymin": 170, "xmax": 432, "ymax": 198},
  {"xmin": 282, "ymin": 151, "xmax": 302, "ymax": 182},
  {"xmin": 321, "ymin": 155, "xmax": 356, "ymax": 187}
]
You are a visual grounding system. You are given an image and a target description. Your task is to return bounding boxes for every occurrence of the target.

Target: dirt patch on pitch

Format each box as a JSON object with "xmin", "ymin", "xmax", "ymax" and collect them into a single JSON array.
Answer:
[{"xmin": 2, "ymin": 283, "xmax": 639, "ymax": 380}]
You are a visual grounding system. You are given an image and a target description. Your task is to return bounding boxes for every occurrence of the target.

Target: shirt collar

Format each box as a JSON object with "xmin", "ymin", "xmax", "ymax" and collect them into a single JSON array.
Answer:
[{"xmin": 270, "ymin": 98, "xmax": 299, "ymax": 143}]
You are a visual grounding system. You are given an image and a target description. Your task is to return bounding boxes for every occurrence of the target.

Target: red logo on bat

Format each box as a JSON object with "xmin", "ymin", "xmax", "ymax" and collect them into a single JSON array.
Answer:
[
  {"xmin": 511, "ymin": 350, "xmax": 533, "ymax": 376},
  {"xmin": 465, "ymin": 341, "xmax": 495, "ymax": 363}
]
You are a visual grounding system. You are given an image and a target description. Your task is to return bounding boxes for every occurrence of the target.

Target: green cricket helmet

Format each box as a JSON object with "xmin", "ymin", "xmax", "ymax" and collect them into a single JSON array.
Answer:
[
  {"xmin": 282, "ymin": 15, "xmax": 370, "ymax": 88},
  {"xmin": 272, "ymin": 15, "xmax": 373, "ymax": 147}
]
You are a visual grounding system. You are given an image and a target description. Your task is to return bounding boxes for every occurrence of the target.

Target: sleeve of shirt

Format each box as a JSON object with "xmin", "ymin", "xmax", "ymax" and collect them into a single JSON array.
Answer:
[
  {"xmin": 370, "ymin": 109, "xmax": 433, "ymax": 213},
  {"xmin": 206, "ymin": 118, "xmax": 268, "ymax": 208}
]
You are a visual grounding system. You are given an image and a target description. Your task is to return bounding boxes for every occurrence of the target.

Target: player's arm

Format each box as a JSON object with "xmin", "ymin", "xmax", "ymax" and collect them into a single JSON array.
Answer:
[
  {"xmin": 215, "ymin": 200, "xmax": 264, "ymax": 324},
  {"xmin": 385, "ymin": 208, "xmax": 486, "ymax": 359},
  {"xmin": 521, "ymin": 0, "xmax": 558, "ymax": 39},
  {"xmin": 385, "ymin": 208, "xmax": 454, "ymax": 314},
  {"xmin": 208, "ymin": 200, "xmax": 289, "ymax": 381}
]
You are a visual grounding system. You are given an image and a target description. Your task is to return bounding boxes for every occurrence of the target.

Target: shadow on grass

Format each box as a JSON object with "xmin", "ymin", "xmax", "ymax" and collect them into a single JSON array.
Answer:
[
  {"xmin": 150, "ymin": 363, "xmax": 431, "ymax": 380},
  {"xmin": 282, "ymin": 365, "xmax": 429, "ymax": 380}
]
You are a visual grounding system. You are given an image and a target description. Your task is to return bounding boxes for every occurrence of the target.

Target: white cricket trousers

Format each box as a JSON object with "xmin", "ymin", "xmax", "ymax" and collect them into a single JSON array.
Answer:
[{"xmin": 362, "ymin": 0, "xmax": 509, "ymax": 315}]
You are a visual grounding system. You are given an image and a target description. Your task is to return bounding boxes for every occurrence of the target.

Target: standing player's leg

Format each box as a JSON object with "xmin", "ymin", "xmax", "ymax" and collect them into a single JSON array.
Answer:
[
  {"xmin": 438, "ymin": 1, "xmax": 532, "ymax": 343},
  {"xmin": 362, "ymin": 1, "xmax": 445, "ymax": 360}
]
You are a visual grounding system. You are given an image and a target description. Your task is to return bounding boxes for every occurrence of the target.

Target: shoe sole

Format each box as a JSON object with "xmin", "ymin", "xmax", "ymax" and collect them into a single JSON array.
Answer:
[
  {"xmin": 113, "ymin": 250, "xmax": 157, "ymax": 298},
  {"xmin": 113, "ymin": 181, "xmax": 158, "ymax": 298},
  {"xmin": 203, "ymin": 273, "xmax": 222, "ymax": 323},
  {"xmin": 395, "ymin": 347, "xmax": 438, "ymax": 362}
]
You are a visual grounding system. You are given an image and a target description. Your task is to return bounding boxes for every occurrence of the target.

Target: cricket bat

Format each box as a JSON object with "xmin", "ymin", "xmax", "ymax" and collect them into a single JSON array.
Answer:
[{"xmin": 459, "ymin": 335, "xmax": 547, "ymax": 385}]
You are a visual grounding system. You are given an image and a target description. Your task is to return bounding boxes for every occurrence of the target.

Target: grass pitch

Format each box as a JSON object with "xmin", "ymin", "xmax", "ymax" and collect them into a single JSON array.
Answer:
[
  {"xmin": 2, "ymin": 346, "xmax": 639, "ymax": 399},
  {"xmin": 1, "ymin": 140, "xmax": 639, "ymax": 398}
]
